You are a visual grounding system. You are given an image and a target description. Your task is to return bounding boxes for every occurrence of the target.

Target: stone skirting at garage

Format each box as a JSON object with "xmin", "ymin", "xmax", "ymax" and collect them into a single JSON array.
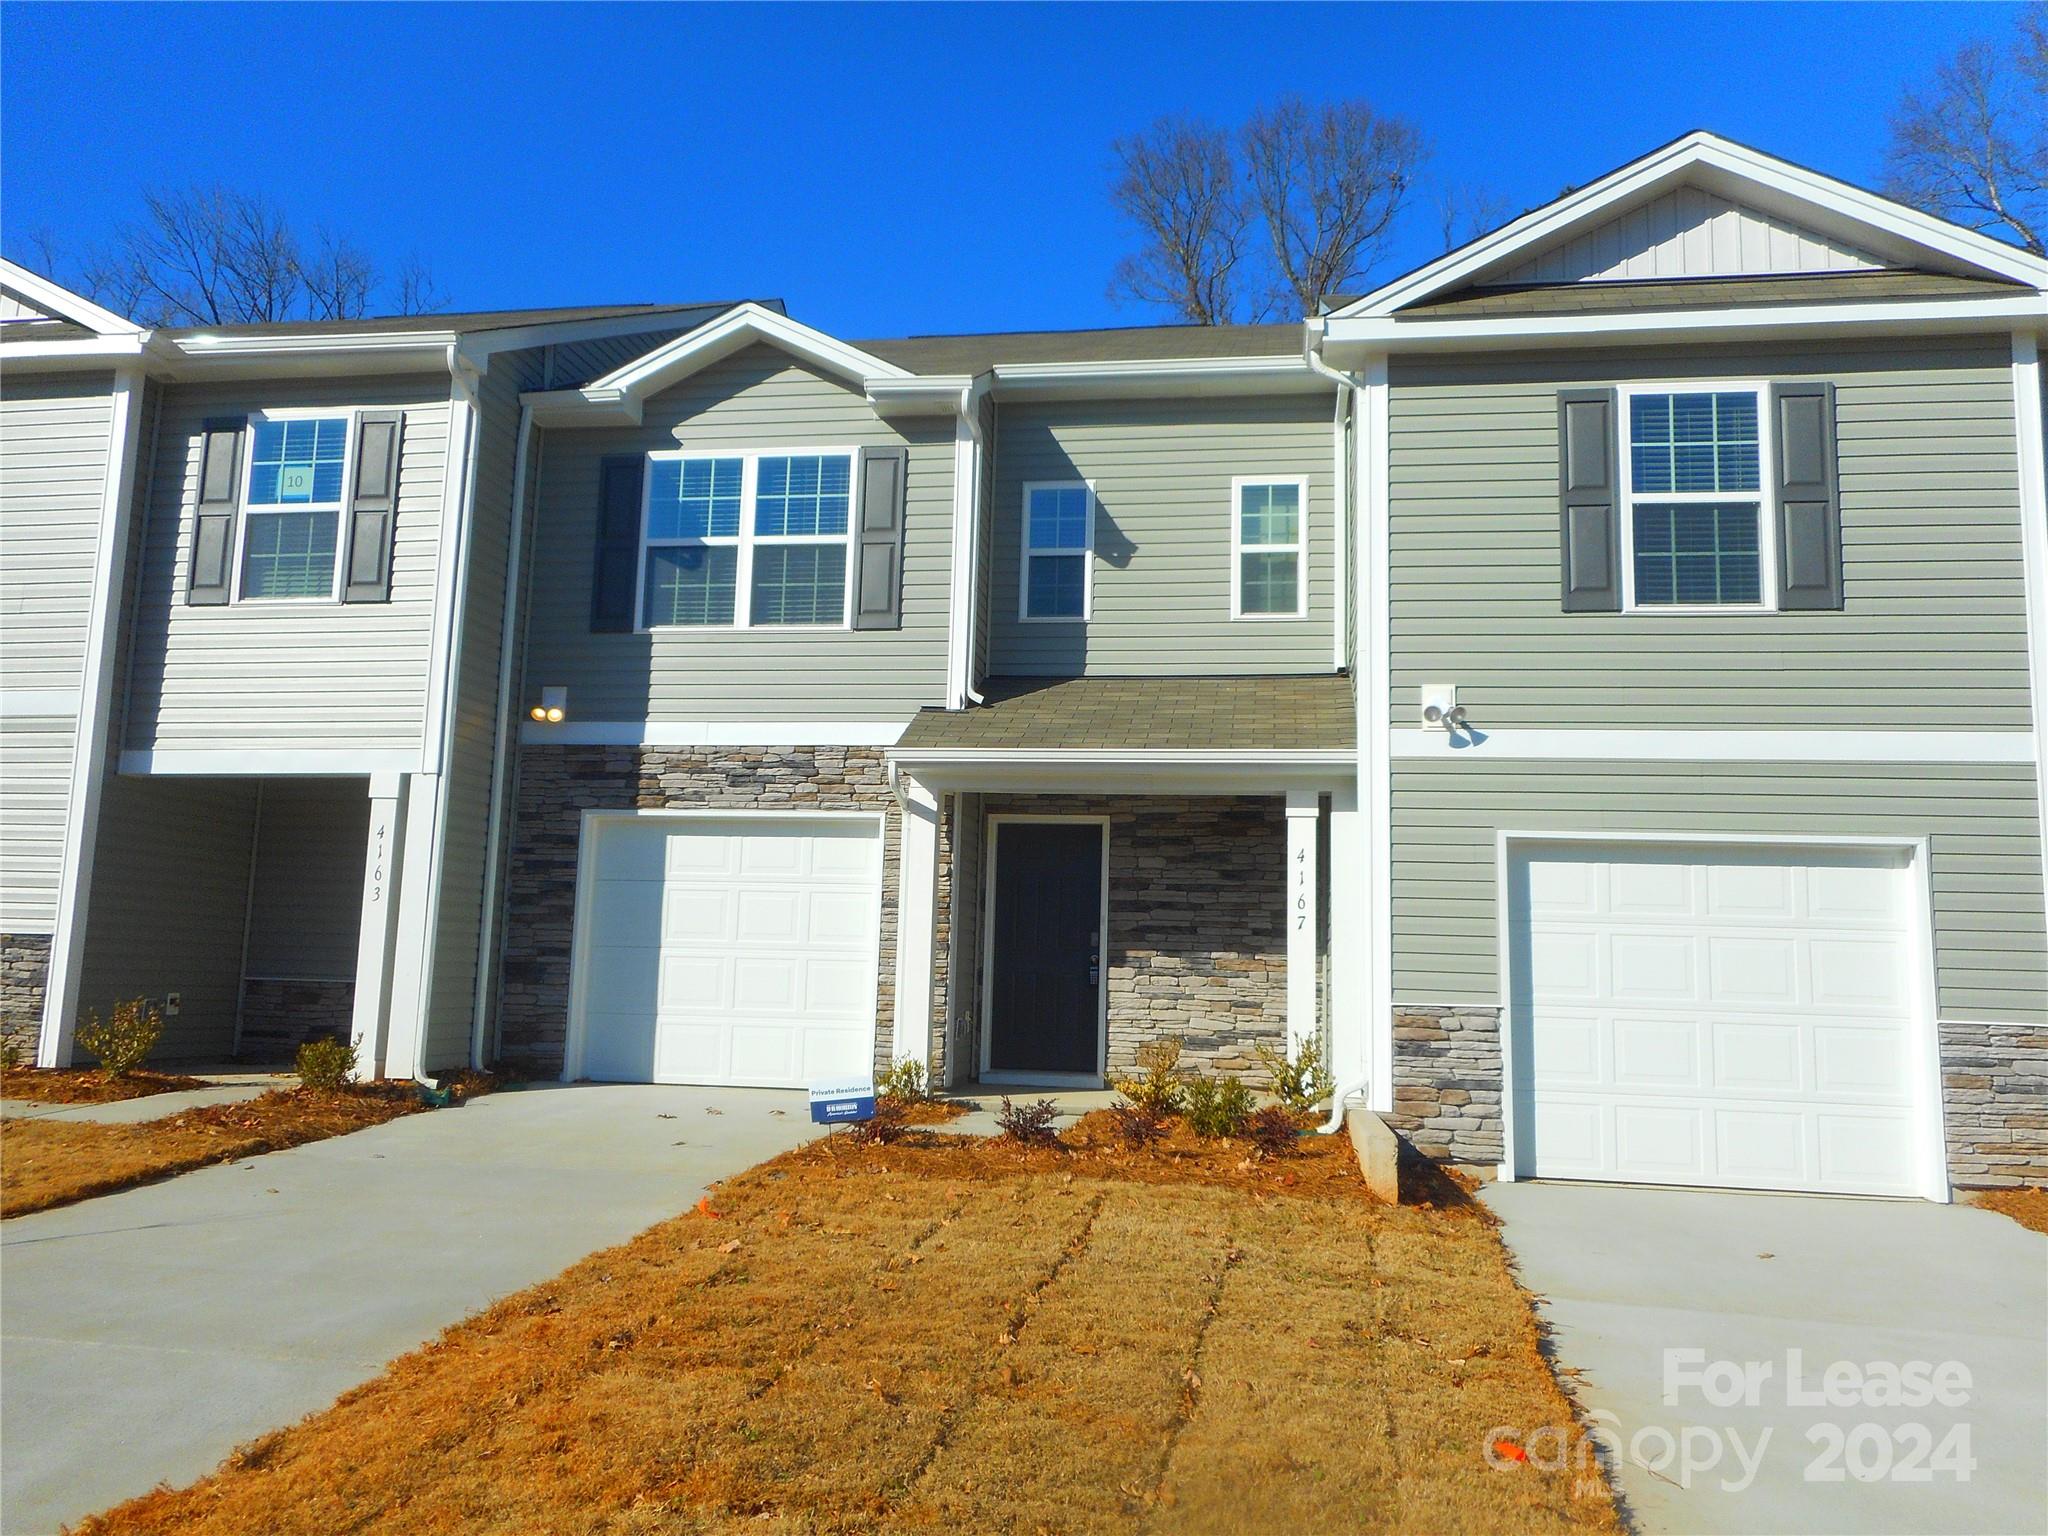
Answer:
[
  {"xmin": 498, "ymin": 744, "xmax": 909, "ymax": 1077},
  {"xmin": 238, "ymin": 978, "xmax": 354, "ymax": 1062},
  {"xmin": 1389, "ymin": 1005, "xmax": 1505, "ymax": 1169},
  {"xmin": 1941, "ymin": 1020, "xmax": 2048, "ymax": 1188},
  {"xmin": 956, "ymin": 795, "xmax": 1289, "ymax": 1082},
  {"xmin": 1, "ymin": 932, "xmax": 50, "ymax": 1058}
]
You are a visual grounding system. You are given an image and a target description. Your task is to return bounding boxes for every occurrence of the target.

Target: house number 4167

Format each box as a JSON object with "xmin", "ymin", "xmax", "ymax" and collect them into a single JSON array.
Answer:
[{"xmin": 1295, "ymin": 846, "xmax": 1309, "ymax": 931}]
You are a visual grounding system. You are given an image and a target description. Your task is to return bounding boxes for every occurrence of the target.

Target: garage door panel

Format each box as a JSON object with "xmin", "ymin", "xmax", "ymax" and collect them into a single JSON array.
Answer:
[
  {"xmin": 1513, "ymin": 844, "xmax": 1930, "ymax": 1198},
  {"xmin": 576, "ymin": 817, "xmax": 881, "ymax": 1089}
]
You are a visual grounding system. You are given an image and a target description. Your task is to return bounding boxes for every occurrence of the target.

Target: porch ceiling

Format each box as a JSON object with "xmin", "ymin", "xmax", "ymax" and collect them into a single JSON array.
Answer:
[{"xmin": 896, "ymin": 675, "xmax": 1356, "ymax": 753}]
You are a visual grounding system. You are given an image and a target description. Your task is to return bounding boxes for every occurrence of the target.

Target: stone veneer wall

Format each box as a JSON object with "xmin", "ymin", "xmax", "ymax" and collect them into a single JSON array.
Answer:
[
  {"xmin": 498, "ymin": 745, "xmax": 907, "ymax": 1077},
  {"xmin": 238, "ymin": 978, "xmax": 355, "ymax": 1061},
  {"xmin": 1389, "ymin": 1005, "xmax": 1505, "ymax": 1168},
  {"xmin": 1941, "ymin": 1021, "xmax": 2048, "ymax": 1188},
  {"xmin": 1, "ymin": 933, "xmax": 50, "ymax": 1058},
  {"xmin": 973, "ymin": 795, "xmax": 1287, "ymax": 1080}
]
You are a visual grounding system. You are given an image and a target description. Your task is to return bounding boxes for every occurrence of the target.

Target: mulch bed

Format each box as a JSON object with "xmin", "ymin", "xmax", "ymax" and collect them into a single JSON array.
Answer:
[
  {"xmin": 1, "ymin": 1084, "xmax": 426, "ymax": 1218},
  {"xmin": 0, "ymin": 1066, "xmax": 214, "ymax": 1104},
  {"xmin": 1965, "ymin": 1186, "xmax": 2048, "ymax": 1235}
]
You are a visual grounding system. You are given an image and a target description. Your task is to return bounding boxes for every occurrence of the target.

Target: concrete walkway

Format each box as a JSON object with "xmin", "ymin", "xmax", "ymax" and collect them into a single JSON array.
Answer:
[
  {"xmin": 0, "ymin": 1078, "xmax": 283, "ymax": 1124},
  {"xmin": 0, "ymin": 1083, "xmax": 814, "ymax": 1534},
  {"xmin": 1483, "ymin": 1182, "xmax": 2048, "ymax": 1535}
]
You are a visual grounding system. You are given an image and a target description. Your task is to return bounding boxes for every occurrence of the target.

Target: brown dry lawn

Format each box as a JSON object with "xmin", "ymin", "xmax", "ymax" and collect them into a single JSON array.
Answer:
[
  {"xmin": 1966, "ymin": 1186, "xmax": 2048, "ymax": 1235},
  {"xmin": 0, "ymin": 1066, "xmax": 211, "ymax": 1104},
  {"xmin": 1, "ymin": 1087, "xmax": 422, "ymax": 1218},
  {"xmin": 77, "ymin": 1121, "xmax": 1619, "ymax": 1536}
]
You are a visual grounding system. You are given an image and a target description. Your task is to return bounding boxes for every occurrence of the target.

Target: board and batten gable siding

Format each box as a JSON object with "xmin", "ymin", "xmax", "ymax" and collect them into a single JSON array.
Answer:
[
  {"xmin": 0, "ymin": 371, "xmax": 114, "ymax": 932},
  {"xmin": 123, "ymin": 375, "xmax": 449, "ymax": 755},
  {"xmin": 545, "ymin": 327, "xmax": 693, "ymax": 390},
  {"xmin": 1387, "ymin": 338, "xmax": 2034, "ymax": 730},
  {"xmin": 1391, "ymin": 759, "xmax": 2048, "ymax": 1025},
  {"xmin": 524, "ymin": 343, "xmax": 955, "ymax": 722},
  {"xmin": 987, "ymin": 393, "xmax": 1336, "ymax": 676}
]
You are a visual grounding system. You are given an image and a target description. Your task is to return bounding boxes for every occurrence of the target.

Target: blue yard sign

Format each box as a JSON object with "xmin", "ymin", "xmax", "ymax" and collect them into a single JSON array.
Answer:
[{"xmin": 809, "ymin": 1077, "xmax": 877, "ymax": 1125}]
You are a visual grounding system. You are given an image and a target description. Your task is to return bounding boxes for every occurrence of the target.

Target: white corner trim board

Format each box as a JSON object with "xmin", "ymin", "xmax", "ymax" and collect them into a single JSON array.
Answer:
[
  {"xmin": 1390, "ymin": 728, "xmax": 2039, "ymax": 764},
  {"xmin": 2008, "ymin": 330, "xmax": 2048, "ymax": 907},
  {"xmin": 520, "ymin": 720, "xmax": 911, "ymax": 748},
  {"xmin": 37, "ymin": 366, "xmax": 144, "ymax": 1068}
]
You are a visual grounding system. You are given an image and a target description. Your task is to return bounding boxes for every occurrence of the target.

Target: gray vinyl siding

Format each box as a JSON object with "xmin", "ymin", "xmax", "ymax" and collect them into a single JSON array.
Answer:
[
  {"xmin": 524, "ymin": 343, "xmax": 955, "ymax": 721},
  {"xmin": 1388, "ymin": 339, "xmax": 2034, "ymax": 730},
  {"xmin": 244, "ymin": 778, "xmax": 367, "ymax": 980},
  {"xmin": 0, "ymin": 372, "xmax": 113, "ymax": 931},
  {"xmin": 988, "ymin": 393, "xmax": 1337, "ymax": 676},
  {"xmin": 423, "ymin": 349, "xmax": 545, "ymax": 1070},
  {"xmin": 123, "ymin": 375, "xmax": 449, "ymax": 755},
  {"xmin": 972, "ymin": 393, "xmax": 996, "ymax": 688},
  {"xmin": 1392, "ymin": 758, "xmax": 2048, "ymax": 1024},
  {"xmin": 78, "ymin": 774, "xmax": 258, "ymax": 1060}
]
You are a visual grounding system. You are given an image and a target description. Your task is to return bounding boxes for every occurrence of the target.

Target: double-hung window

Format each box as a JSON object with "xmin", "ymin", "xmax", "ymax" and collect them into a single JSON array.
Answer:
[
  {"xmin": 239, "ymin": 414, "xmax": 350, "ymax": 600},
  {"xmin": 1020, "ymin": 481, "xmax": 1092, "ymax": 621},
  {"xmin": 1622, "ymin": 386, "xmax": 1774, "ymax": 610},
  {"xmin": 639, "ymin": 449, "xmax": 854, "ymax": 629},
  {"xmin": 1231, "ymin": 476, "xmax": 1307, "ymax": 618}
]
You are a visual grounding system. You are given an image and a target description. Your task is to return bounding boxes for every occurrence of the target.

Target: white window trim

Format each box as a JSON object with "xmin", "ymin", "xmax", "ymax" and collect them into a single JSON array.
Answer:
[
  {"xmin": 231, "ymin": 406, "xmax": 356, "ymax": 605},
  {"xmin": 1617, "ymin": 380, "xmax": 1779, "ymax": 615},
  {"xmin": 1229, "ymin": 473, "xmax": 1310, "ymax": 620},
  {"xmin": 1018, "ymin": 478, "xmax": 1095, "ymax": 623},
  {"xmin": 635, "ymin": 445, "xmax": 859, "ymax": 632}
]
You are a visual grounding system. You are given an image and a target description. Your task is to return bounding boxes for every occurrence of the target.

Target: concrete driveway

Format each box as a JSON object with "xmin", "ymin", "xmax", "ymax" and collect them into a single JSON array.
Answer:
[
  {"xmin": 1483, "ymin": 1182, "xmax": 2048, "ymax": 1536},
  {"xmin": 1, "ymin": 1083, "xmax": 814, "ymax": 1534}
]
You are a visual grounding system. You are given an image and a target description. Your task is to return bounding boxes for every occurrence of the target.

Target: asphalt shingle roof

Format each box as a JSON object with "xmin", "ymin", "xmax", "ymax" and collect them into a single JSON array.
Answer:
[
  {"xmin": 157, "ymin": 300, "xmax": 770, "ymax": 340},
  {"xmin": 856, "ymin": 322, "xmax": 1304, "ymax": 375},
  {"xmin": 894, "ymin": 675, "xmax": 1355, "ymax": 753},
  {"xmin": 1395, "ymin": 269, "xmax": 2025, "ymax": 319}
]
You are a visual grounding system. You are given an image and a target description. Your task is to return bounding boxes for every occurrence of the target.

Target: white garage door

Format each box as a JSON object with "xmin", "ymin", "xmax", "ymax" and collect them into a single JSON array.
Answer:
[
  {"xmin": 574, "ymin": 816, "xmax": 880, "ymax": 1087},
  {"xmin": 1510, "ymin": 843, "xmax": 1932, "ymax": 1198}
]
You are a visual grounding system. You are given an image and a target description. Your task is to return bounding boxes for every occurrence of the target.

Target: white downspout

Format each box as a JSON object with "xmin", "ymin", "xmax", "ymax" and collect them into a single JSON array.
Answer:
[
  {"xmin": 1304, "ymin": 322, "xmax": 1368, "ymax": 1134},
  {"xmin": 471, "ymin": 401, "xmax": 536, "ymax": 1069}
]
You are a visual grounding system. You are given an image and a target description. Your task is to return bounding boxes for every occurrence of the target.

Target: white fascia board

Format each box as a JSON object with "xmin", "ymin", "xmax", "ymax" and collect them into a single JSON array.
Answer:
[
  {"xmin": 522, "ymin": 386, "xmax": 641, "ymax": 427},
  {"xmin": 0, "ymin": 259, "xmax": 144, "ymax": 335},
  {"xmin": 1337, "ymin": 131, "xmax": 2048, "ymax": 320},
  {"xmin": 865, "ymin": 374, "xmax": 981, "ymax": 415},
  {"xmin": 522, "ymin": 719, "xmax": 910, "ymax": 747},
  {"xmin": 989, "ymin": 354, "xmax": 1323, "ymax": 398},
  {"xmin": 1323, "ymin": 293, "xmax": 2048, "ymax": 356},
  {"xmin": 886, "ymin": 746, "xmax": 1357, "ymax": 795},
  {"xmin": 119, "ymin": 747, "xmax": 425, "ymax": 775},
  {"xmin": 1390, "ymin": 727, "xmax": 2038, "ymax": 764},
  {"xmin": 588, "ymin": 303, "xmax": 912, "ymax": 395},
  {"xmin": 0, "ymin": 335, "xmax": 154, "ymax": 367}
]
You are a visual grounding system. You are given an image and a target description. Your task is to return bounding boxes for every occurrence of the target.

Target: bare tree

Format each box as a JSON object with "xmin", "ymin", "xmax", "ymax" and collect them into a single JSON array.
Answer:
[
  {"xmin": 1107, "ymin": 116, "xmax": 1253, "ymax": 324},
  {"xmin": 1436, "ymin": 182, "xmax": 1515, "ymax": 254},
  {"xmin": 393, "ymin": 254, "xmax": 447, "ymax": 316},
  {"xmin": 1886, "ymin": 2, "xmax": 2047, "ymax": 255},
  {"xmin": 1242, "ymin": 97, "xmax": 1427, "ymax": 317},
  {"xmin": 74, "ymin": 185, "xmax": 442, "ymax": 325}
]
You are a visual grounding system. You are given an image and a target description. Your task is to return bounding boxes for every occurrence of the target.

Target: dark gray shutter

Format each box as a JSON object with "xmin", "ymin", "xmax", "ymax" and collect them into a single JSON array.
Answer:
[
  {"xmin": 1771, "ymin": 382, "xmax": 1842, "ymax": 611},
  {"xmin": 186, "ymin": 416, "xmax": 245, "ymax": 605},
  {"xmin": 590, "ymin": 455, "xmax": 643, "ymax": 632},
  {"xmin": 852, "ymin": 446, "xmax": 908, "ymax": 630},
  {"xmin": 1558, "ymin": 389, "xmax": 1621, "ymax": 612},
  {"xmin": 342, "ymin": 411, "xmax": 403, "ymax": 603}
]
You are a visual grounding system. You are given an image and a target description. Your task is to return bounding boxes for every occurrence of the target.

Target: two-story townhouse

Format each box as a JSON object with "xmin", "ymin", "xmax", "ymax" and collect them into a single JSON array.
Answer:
[
  {"xmin": 4, "ymin": 131, "xmax": 2042, "ymax": 1206},
  {"xmin": 0, "ymin": 278, "xmax": 754, "ymax": 1079}
]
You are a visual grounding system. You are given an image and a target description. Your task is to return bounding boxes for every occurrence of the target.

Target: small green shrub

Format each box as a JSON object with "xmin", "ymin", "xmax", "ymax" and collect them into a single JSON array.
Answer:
[
  {"xmin": 1, "ymin": 1039, "xmax": 21, "ymax": 1071},
  {"xmin": 1254, "ymin": 1037, "xmax": 1335, "ymax": 1115},
  {"xmin": 995, "ymin": 1096, "xmax": 1060, "ymax": 1146},
  {"xmin": 75, "ymin": 997, "xmax": 162, "ymax": 1079},
  {"xmin": 876, "ymin": 1057, "xmax": 932, "ymax": 1106},
  {"xmin": 1246, "ymin": 1104, "xmax": 1301, "ymax": 1157},
  {"xmin": 295, "ymin": 1036, "xmax": 356, "ymax": 1092},
  {"xmin": 1112, "ymin": 1035, "xmax": 1186, "ymax": 1118},
  {"xmin": 1182, "ymin": 1076, "xmax": 1256, "ymax": 1139},
  {"xmin": 1107, "ymin": 1096, "xmax": 1167, "ymax": 1147}
]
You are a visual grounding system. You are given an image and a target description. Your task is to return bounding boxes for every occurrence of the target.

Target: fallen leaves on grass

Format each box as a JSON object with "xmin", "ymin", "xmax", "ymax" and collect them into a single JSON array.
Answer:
[
  {"xmin": 0, "ymin": 1086, "xmax": 423, "ymax": 1217},
  {"xmin": 73, "ymin": 1130, "xmax": 1615, "ymax": 1536},
  {"xmin": 0, "ymin": 1066, "xmax": 211, "ymax": 1104},
  {"xmin": 1965, "ymin": 1186, "xmax": 2048, "ymax": 1235}
]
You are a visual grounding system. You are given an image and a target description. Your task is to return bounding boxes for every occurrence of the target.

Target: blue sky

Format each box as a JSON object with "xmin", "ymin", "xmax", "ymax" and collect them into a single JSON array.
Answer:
[{"xmin": 1, "ymin": 3, "xmax": 2013, "ymax": 338}]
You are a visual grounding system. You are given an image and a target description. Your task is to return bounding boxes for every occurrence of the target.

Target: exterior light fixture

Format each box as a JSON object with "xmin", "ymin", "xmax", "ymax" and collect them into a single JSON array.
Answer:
[{"xmin": 529, "ymin": 686, "xmax": 568, "ymax": 725}]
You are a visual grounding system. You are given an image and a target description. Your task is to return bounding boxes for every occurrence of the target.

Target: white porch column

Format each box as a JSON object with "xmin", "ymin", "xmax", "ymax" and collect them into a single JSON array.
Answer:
[
  {"xmin": 349, "ymin": 772, "xmax": 409, "ymax": 1079},
  {"xmin": 380, "ymin": 772, "xmax": 442, "ymax": 1081},
  {"xmin": 1284, "ymin": 790, "xmax": 1321, "ymax": 1056},
  {"xmin": 1325, "ymin": 783, "xmax": 1367, "ymax": 1102},
  {"xmin": 891, "ymin": 772, "xmax": 940, "ymax": 1077}
]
